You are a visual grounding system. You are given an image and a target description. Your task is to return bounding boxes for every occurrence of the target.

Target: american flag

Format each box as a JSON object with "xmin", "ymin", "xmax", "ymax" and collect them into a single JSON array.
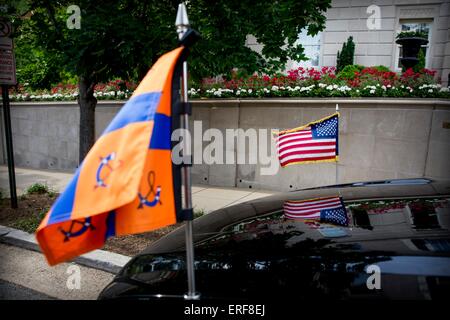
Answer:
[
  {"xmin": 275, "ymin": 113, "xmax": 339, "ymax": 167},
  {"xmin": 284, "ymin": 196, "xmax": 348, "ymax": 226}
]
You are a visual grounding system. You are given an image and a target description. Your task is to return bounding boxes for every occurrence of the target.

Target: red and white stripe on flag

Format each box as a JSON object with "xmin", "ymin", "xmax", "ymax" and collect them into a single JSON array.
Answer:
[
  {"xmin": 274, "ymin": 113, "xmax": 339, "ymax": 167},
  {"xmin": 283, "ymin": 196, "xmax": 343, "ymax": 220}
]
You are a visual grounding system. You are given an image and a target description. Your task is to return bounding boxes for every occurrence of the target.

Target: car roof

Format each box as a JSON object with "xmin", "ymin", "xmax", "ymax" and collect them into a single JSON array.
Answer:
[{"xmin": 141, "ymin": 178, "xmax": 450, "ymax": 256}]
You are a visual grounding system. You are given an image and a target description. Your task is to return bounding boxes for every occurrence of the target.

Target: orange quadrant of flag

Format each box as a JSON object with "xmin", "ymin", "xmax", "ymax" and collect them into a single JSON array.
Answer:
[{"xmin": 36, "ymin": 47, "xmax": 184, "ymax": 265}]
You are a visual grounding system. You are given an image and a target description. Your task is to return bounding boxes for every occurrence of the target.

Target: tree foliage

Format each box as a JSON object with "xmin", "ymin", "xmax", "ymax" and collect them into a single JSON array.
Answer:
[
  {"xmin": 188, "ymin": 0, "xmax": 331, "ymax": 79},
  {"xmin": 336, "ymin": 36, "xmax": 355, "ymax": 73},
  {"xmin": 413, "ymin": 48, "xmax": 426, "ymax": 73},
  {"xmin": 5, "ymin": 0, "xmax": 331, "ymax": 160},
  {"xmin": 9, "ymin": 0, "xmax": 331, "ymax": 83}
]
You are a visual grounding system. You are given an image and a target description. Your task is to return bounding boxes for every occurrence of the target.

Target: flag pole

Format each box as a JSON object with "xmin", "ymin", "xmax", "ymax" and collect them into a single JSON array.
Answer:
[
  {"xmin": 175, "ymin": 2, "xmax": 199, "ymax": 300},
  {"xmin": 335, "ymin": 103, "xmax": 339, "ymax": 185}
]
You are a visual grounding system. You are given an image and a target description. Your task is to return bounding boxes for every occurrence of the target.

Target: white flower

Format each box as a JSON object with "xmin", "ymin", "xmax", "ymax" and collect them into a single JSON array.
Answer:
[
  {"xmin": 428, "ymin": 89, "xmax": 433, "ymax": 93},
  {"xmin": 271, "ymin": 85, "xmax": 279, "ymax": 91},
  {"xmin": 370, "ymin": 89, "xmax": 375, "ymax": 94},
  {"xmin": 337, "ymin": 85, "xmax": 351, "ymax": 92},
  {"xmin": 248, "ymin": 89, "xmax": 253, "ymax": 94}
]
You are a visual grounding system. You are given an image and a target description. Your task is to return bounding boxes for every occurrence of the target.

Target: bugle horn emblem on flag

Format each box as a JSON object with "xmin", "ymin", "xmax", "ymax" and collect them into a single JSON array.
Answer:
[
  {"xmin": 274, "ymin": 113, "xmax": 339, "ymax": 167},
  {"xmin": 36, "ymin": 47, "xmax": 185, "ymax": 265}
]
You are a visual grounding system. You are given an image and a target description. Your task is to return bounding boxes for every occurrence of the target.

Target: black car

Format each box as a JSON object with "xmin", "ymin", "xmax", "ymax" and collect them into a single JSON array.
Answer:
[{"xmin": 98, "ymin": 178, "xmax": 450, "ymax": 300}]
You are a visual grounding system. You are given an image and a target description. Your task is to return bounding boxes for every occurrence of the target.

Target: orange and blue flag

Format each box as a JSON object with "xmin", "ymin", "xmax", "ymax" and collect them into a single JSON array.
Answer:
[{"xmin": 36, "ymin": 47, "xmax": 185, "ymax": 265}]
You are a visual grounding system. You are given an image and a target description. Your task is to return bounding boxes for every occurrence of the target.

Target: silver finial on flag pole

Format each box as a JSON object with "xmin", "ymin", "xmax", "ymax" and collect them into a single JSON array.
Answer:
[
  {"xmin": 175, "ymin": 2, "xmax": 199, "ymax": 301},
  {"xmin": 175, "ymin": 2, "xmax": 190, "ymax": 39}
]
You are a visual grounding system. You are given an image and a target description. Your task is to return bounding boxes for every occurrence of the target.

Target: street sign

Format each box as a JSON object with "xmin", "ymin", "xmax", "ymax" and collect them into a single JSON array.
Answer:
[
  {"xmin": 0, "ymin": 19, "xmax": 13, "ymax": 50},
  {"xmin": 0, "ymin": 18, "xmax": 17, "ymax": 208},
  {"xmin": 0, "ymin": 49, "xmax": 16, "ymax": 85},
  {"xmin": 0, "ymin": 37, "xmax": 12, "ymax": 50},
  {"xmin": 0, "ymin": 19, "xmax": 12, "ymax": 37},
  {"xmin": 0, "ymin": 19, "xmax": 16, "ymax": 85}
]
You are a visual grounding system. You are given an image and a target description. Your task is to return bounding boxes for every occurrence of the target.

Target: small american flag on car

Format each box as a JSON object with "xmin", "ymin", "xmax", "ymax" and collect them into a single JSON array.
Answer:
[
  {"xmin": 274, "ymin": 113, "xmax": 339, "ymax": 167},
  {"xmin": 284, "ymin": 196, "xmax": 349, "ymax": 226}
]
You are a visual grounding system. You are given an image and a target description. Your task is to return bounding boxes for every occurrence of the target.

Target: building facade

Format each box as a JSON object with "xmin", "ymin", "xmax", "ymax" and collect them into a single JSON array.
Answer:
[{"xmin": 247, "ymin": 0, "xmax": 450, "ymax": 85}]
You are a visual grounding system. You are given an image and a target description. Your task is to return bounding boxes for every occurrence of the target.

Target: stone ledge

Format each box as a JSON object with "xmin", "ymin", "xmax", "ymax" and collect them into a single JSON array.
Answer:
[{"xmin": 9, "ymin": 98, "xmax": 450, "ymax": 108}]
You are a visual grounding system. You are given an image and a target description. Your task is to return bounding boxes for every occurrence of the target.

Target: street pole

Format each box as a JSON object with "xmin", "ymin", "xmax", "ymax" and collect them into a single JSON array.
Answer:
[
  {"xmin": 175, "ymin": 2, "xmax": 199, "ymax": 300},
  {"xmin": 1, "ymin": 84, "xmax": 17, "ymax": 208},
  {"xmin": 335, "ymin": 103, "xmax": 339, "ymax": 186}
]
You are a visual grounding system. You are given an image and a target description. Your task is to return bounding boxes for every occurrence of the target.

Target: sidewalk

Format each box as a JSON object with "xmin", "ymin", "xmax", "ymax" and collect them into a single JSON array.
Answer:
[
  {"xmin": 0, "ymin": 242, "xmax": 114, "ymax": 299},
  {"xmin": 0, "ymin": 166, "xmax": 273, "ymax": 213}
]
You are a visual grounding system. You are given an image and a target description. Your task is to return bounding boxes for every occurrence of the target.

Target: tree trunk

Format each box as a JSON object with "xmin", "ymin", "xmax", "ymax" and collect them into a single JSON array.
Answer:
[{"xmin": 78, "ymin": 76, "xmax": 97, "ymax": 163}]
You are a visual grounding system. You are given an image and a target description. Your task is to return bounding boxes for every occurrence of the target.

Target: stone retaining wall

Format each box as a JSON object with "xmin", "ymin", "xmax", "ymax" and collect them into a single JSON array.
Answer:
[{"xmin": 3, "ymin": 98, "xmax": 449, "ymax": 191}]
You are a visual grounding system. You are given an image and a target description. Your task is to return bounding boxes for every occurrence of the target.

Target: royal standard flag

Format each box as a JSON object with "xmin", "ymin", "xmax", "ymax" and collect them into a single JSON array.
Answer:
[
  {"xmin": 36, "ymin": 47, "xmax": 185, "ymax": 265},
  {"xmin": 274, "ymin": 113, "xmax": 339, "ymax": 167}
]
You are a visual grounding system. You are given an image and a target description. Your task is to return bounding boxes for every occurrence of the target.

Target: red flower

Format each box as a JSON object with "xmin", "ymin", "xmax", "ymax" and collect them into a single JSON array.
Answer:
[{"xmin": 423, "ymin": 68, "xmax": 436, "ymax": 76}]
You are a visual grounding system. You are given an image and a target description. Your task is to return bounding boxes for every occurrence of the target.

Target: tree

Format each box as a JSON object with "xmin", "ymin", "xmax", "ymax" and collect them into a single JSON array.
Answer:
[
  {"xmin": 14, "ymin": 19, "xmax": 66, "ymax": 90},
  {"xmin": 412, "ymin": 48, "xmax": 425, "ymax": 73},
  {"xmin": 336, "ymin": 36, "xmax": 355, "ymax": 73},
  {"xmin": 9, "ymin": 0, "xmax": 331, "ymax": 162}
]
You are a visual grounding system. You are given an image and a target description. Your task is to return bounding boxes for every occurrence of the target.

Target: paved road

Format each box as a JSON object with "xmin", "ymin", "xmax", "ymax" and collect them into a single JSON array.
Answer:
[
  {"xmin": 0, "ymin": 279, "xmax": 56, "ymax": 300},
  {"xmin": 0, "ymin": 243, "xmax": 114, "ymax": 300}
]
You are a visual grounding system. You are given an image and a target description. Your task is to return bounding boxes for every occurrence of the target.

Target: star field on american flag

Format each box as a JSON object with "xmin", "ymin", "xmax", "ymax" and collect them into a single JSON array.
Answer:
[
  {"xmin": 321, "ymin": 207, "xmax": 348, "ymax": 226},
  {"xmin": 312, "ymin": 115, "xmax": 338, "ymax": 138}
]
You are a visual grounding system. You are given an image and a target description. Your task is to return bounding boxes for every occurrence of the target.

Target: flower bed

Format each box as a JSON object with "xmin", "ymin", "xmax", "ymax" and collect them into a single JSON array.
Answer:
[
  {"xmin": 191, "ymin": 67, "xmax": 450, "ymax": 99},
  {"xmin": 6, "ymin": 67, "xmax": 450, "ymax": 102},
  {"xmin": 8, "ymin": 79, "xmax": 137, "ymax": 102}
]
